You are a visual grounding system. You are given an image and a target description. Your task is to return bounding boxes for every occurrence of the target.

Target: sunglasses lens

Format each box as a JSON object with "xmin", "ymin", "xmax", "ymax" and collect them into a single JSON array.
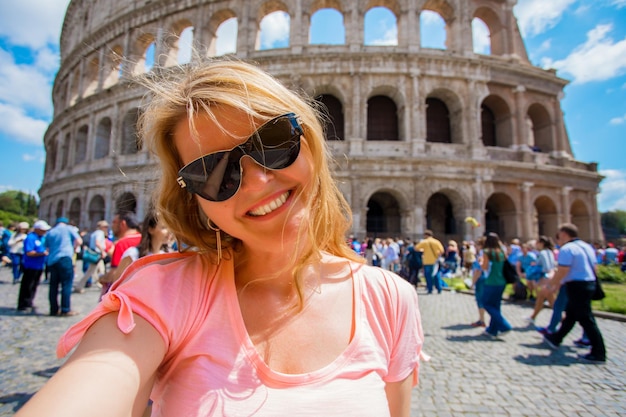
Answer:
[{"xmin": 179, "ymin": 114, "xmax": 302, "ymax": 202}]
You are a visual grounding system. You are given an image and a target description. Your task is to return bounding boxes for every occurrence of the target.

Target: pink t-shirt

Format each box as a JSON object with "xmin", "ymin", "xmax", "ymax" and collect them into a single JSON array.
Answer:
[{"xmin": 58, "ymin": 252, "xmax": 423, "ymax": 416}]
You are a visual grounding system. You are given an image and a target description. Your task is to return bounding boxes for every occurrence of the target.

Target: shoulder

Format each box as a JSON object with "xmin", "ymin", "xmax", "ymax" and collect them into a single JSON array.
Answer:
[{"xmin": 352, "ymin": 262, "xmax": 418, "ymax": 310}]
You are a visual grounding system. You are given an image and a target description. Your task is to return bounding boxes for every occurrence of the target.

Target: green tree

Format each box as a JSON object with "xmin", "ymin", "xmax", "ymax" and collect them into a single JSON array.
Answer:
[{"xmin": 601, "ymin": 210, "xmax": 626, "ymax": 239}]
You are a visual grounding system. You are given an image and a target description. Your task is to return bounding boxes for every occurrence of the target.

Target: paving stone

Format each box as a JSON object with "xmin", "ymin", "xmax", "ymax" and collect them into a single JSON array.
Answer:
[{"xmin": 1, "ymin": 267, "xmax": 625, "ymax": 416}]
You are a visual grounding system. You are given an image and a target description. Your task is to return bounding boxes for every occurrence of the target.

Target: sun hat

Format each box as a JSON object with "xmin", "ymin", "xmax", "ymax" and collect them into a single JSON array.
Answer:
[
  {"xmin": 33, "ymin": 220, "xmax": 51, "ymax": 231},
  {"xmin": 56, "ymin": 217, "xmax": 70, "ymax": 224},
  {"xmin": 18, "ymin": 222, "xmax": 29, "ymax": 230}
]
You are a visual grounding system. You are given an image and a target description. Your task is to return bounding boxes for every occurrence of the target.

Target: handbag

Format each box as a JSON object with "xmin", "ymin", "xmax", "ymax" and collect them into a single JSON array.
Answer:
[
  {"xmin": 82, "ymin": 247, "xmax": 101, "ymax": 264},
  {"xmin": 502, "ymin": 259, "xmax": 518, "ymax": 284}
]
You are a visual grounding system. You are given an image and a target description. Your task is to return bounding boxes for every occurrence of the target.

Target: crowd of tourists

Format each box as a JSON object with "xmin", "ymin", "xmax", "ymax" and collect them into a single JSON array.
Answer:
[
  {"xmin": 0, "ymin": 210, "xmax": 173, "ymax": 317},
  {"xmin": 348, "ymin": 224, "xmax": 622, "ymax": 363}
]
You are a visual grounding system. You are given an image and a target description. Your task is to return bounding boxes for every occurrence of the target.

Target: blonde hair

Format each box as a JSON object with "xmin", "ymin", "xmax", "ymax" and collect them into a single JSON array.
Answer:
[{"xmin": 137, "ymin": 58, "xmax": 362, "ymax": 272}]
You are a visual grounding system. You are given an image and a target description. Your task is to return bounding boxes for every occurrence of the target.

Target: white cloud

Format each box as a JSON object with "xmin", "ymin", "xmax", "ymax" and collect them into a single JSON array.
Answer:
[
  {"xmin": 472, "ymin": 18, "xmax": 491, "ymax": 54},
  {"xmin": 260, "ymin": 11, "xmax": 290, "ymax": 49},
  {"xmin": 370, "ymin": 26, "xmax": 398, "ymax": 46},
  {"xmin": 0, "ymin": 0, "xmax": 70, "ymax": 49},
  {"xmin": 513, "ymin": 0, "xmax": 576, "ymax": 37},
  {"xmin": 542, "ymin": 24, "xmax": 626, "ymax": 84},
  {"xmin": 0, "ymin": 48, "xmax": 54, "ymax": 116},
  {"xmin": 612, "ymin": 0, "xmax": 626, "ymax": 9},
  {"xmin": 609, "ymin": 113, "xmax": 626, "ymax": 124},
  {"xmin": 22, "ymin": 150, "xmax": 45, "ymax": 163},
  {"xmin": 599, "ymin": 170, "xmax": 626, "ymax": 211},
  {"xmin": 0, "ymin": 103, "xmax": 48, "ymax": 145}
]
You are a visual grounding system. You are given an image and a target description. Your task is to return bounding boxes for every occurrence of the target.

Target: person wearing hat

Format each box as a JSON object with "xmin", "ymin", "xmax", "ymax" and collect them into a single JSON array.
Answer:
[
  {"xmin": 44, "ymin": 217, "xmax": 82, "ymax": 316},
  {"xmin": 17, "ymin": 220, "xmax": 50, "ymax": 313},
  {"xmin": 8, "ymin": 221, "xmax": 30, "ymax": 284},
  {"xmin": 74, "ymin": 220, "xmax": 110, "ymax": 293}
]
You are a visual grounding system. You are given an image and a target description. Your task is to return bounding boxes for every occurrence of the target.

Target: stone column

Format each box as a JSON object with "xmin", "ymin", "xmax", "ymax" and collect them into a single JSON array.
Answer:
[
  {"xmin": 559, "ymin": 186, "xmax": 572, "ymax": 225},
  {"xmin": 349, "ymin": 74, "xmax": 364, "ymax": 155},
  {"xmin": 97, "ymin": 47, "xmax": 105, "ymax": 92},
  {"xmin": 513, "ymin": 85, "xmax": 526, "ymax": 149},
  {"xmin": 291, "ymin": 0, "xmax": 304, "ymax": 54},
  {"xmin": 519, "ymin": 181, "xmax": 534, "ymax": 240},
  {"xmin": 405, "ymin": 2, "xmax": 419, "ymax": 52},
  {"xmin": 410, "ymin": 72, "xmax": 425, "ymax": 155},
  {"xmin": 347, "ymin": 5, "xmax": 363, "ymax": 52}
]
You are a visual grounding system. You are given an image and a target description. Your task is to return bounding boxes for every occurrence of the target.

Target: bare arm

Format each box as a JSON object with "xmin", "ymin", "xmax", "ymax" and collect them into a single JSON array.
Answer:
[
  {"xmin": 101, "ymin": 255, "xmax": 134, "ymax": 284},
  {"xmin": 16, "ymin": 313, "xmax": 165, "ymax": 417},
  {"xmin": 385, "ymin": 374, "xmax": 414, "ymax": 417},
  {"xmin": 548, "ymin": 265, "xmax": 568, "ymax": 292}
]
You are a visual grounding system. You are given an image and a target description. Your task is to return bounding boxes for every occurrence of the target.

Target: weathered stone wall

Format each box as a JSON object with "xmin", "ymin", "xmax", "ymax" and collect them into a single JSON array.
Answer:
[{"xmin": 40, "ymin": 0, "xmax": 603, "ymax": 243}]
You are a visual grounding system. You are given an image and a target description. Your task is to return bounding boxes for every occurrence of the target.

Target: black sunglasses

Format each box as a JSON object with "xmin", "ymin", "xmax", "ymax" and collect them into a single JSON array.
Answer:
[{"xmin": 177, "ymin": 113, "xmax": 303, "ymax": 202}]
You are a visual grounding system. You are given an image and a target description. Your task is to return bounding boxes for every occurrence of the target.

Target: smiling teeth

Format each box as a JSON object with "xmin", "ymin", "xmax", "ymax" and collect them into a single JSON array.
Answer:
[{"xmin": 248, "ymin": 191, "xmax": 290, "ymax": 216}]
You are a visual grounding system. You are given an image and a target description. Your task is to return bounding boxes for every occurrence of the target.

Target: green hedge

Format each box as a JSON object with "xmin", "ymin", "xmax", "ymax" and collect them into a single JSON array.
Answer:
[{"xmin": 597, "ymin": 265, "xmax": 626, "ymax": 283}]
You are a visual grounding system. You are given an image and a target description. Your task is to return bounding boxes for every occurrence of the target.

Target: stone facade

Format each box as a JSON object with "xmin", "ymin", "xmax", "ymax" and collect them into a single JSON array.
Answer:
[{"xmin": 39, "ymin": 0, "xmax": 603, "ymax": 243}]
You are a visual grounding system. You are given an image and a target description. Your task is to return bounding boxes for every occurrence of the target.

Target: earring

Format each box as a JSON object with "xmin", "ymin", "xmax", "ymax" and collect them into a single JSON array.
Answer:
[{"xmin": 207, "ymin": 219, "xmax": 222, "ymax": 263}]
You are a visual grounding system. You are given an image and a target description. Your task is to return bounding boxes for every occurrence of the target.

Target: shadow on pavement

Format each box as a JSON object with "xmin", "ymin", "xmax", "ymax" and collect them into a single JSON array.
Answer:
[
  {"xmin": 441, "ymin": 324, "xmax": 476, "ymax": 331},
  {"xmin": 0, "ymin": 392, "xmax": 34, "ymax": 413},
  {"xmin": 33, "ymin": 366, "xmax": 60, "ymax": 379},
  {"xmin": 513, "ymin": 352, "xmax": 580, "ymax": 367},
  {"xmin": 446, "ymin": 334, "xmax": 506, "ymax": 343}
]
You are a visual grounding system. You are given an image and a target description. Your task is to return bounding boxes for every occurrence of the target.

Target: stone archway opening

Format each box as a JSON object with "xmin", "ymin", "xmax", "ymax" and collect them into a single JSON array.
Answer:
[
  {"xmin": 115, "ymin": 192, "xmax": 137, "ymax": 214},
  {"xmin": 426, "ymin": 192, "xmax": 459, "ymax": 242},
  {"xmin": 366, "ymin": 192, "xmax": 401, "ymax": 238},
  {"xmin": 571, "ymin": 199, "xmax": 591, "ymax": 241},
  {"xmin": 485, "ymin": 193, "xmax": 517, "ymax": 242},
  {"xmin": 533, "ymin": 195, "xmax": 558, "ymax": 239}
]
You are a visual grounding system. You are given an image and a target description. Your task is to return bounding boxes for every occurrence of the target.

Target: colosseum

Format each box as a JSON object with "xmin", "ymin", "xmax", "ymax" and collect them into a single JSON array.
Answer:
[{"xmin": 39, "ymin": 0, "xmax": 603, "ymax": 244}]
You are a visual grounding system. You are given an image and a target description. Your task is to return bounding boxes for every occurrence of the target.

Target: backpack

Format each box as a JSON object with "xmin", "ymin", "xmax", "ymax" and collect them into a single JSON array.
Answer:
[
  {"xmin": 510, "ymin": 280, "xmax": 528, "ymax": 301},
  {"xmin": 408, "ymin": 248, "xmax": 423, "ymax": 269}
]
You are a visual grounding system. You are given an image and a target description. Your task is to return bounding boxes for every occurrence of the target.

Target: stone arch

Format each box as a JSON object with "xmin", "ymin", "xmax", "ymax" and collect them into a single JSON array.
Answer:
[
  {"xmin": 207, "ymin": 9, "xmax": 238, "ymax": 56},
  {"xmin": 571, "ymin": 199, "xmax": 591, "ymax": 241},
  {"xmin": 420, "ymin": 0, "xmax": 455, "ymax": 50},
  {"xmin": 69, "ymin": 67, "xmax": 80, "ymax": 105},
  {"xmin": 103, "ymin": 44, "xmax": 123, "ymax": 89},
  {"xmin": 255, "ymin": 1, "xmax": 291, "ymax": 50},
  {"xmin": 69, "ymin": 197, "xmax": 82, "ymax": 226},
  {"xmin": 121, "ymin": 108, "xmax": 141, "ymax": 155},
  {"xmin": 132, "ymin": 32, "xmax": 157, "ymax": 75},
  {"xmin": 473, "ymin": 6, "xmax": 505, "ymax": 56},
  {"xmin": 426, "ymin": 88, "xmax": 463, "ymax": 144},
  {"xmin": 88, "ymin": 195, "xmax": 106, "ymax": 229},
  {"xmin": 316, "ymin": 93, "xmax": 345, "ymax": 140},
  {"xmin": 164, "ymin": 18, "xmax": 194, "ymax": 66},
  {"xmin": 56, "ymin": 200, "xmax": 65, "ymax": 219},
  {"xmin": 94, "ymin": 117, "xmax": 111, "ymax": 159},
  {"xmin": 364, "ymin": 5, "xmax": 399, "ymax": 46},
  {"xmin": 309, "ymin": 5, "xmax": 345, "ymax": 45},
  {"xmin": 367, "ymin": 95, "xmax": 398, "ymax": 141},
  {"xmin": 61, "ymin": 132, "xmax": 71, "ymax": 169},
  {"xmin": 485, "ymin": 192, "xmax": 518, "ymax": 242},
  {"xmin": 47, "ymin": 202, "xmax": 54, "ymax": 223},
  {"xmin": 46, "ymin": 135, "xmax": 58, "ymax": 173},
  {"xmin": 83, "ymin": 55, "xmax": 99, "ymax": 96},
  {"xmin": 425, "ymin": 189, "xmax": 465, "ymax": 242},
  {"xmin": 533, "ymin": 195, "xmax": 558, "ymax": 239},
  {"xmin": 74, "ymin": 124, "xmax": 88, "ymax": 164},
  {"xmin": 366, "ymin": 189, "xmax": 404, "ymax": 237},
  {"xmin": 115, "ymin": 192, "xmax": 137, "ymax": 214},
  {"xmin": 527, "ymin": 103, "xmax": 554, "ymax": 153},
  {"xmin": 481, "ymin": 94, "xmax": 513, "ymax": 147}
]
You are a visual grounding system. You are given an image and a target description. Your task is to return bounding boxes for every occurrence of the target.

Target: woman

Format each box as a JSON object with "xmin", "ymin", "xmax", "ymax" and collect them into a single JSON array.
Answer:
[
  {"xmin": 469, "ymin": 237, "xmax": 486, "ymax": 327},
  {"xmin": 17, "ymin": 60, "xmax": 423, "ymax": 417},
  {"xmin": 526, "ymin": 236, "xmax": 557, "ymax": 323},
  {"xmin": 444, "ymin": 240, "xmax": 459, "ymax": 275},
  {"xmin": 480, "ymin": 232, "xmax": 512, "ymax": 338}
]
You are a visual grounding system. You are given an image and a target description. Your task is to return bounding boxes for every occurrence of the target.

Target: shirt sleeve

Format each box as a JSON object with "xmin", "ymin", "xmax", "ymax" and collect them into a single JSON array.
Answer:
[
  {"xmin": 377, "ymin": 269, "xmax": 424, "ymax": 386},
  {"xmin": 56, "ymin": 253, "xmax": 208, "ymax": 367},
  {"xmin": 558, "ymin": 246, "xmax": 573, "ymax": 267}
]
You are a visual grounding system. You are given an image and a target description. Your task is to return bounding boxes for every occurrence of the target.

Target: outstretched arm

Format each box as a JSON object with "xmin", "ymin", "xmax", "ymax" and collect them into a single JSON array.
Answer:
[
  {"xmin": 16, "ymin": 313, "xmax": 166, "ymax": 417},
  {"xmin": 385, "ymin": 374, "xmax": 414, "ymax": 417}
]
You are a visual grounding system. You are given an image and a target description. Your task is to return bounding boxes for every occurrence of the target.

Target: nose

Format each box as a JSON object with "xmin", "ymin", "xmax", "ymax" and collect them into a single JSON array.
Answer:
[{"xmin": 239, "ymin": 155, "xmax": 274, "ymax": 192}]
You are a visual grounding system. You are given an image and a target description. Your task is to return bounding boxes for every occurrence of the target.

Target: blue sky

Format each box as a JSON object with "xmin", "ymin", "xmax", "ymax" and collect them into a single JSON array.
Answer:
[{"xmin": 0, "ymin": 0, "xmax": 625, "ymax": 212}]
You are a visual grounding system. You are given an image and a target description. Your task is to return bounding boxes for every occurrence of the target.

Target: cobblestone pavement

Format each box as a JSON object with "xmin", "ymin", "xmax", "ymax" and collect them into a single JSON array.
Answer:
[{"xmin": 1, "ymin": 266, "xmax": 624, "ymax": 416}]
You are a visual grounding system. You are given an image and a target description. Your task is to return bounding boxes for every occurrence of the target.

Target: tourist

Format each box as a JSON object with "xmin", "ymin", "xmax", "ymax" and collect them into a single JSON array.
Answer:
[
  {"xmin": 480, "ymin": 232, "xmax": 512, "ymax": 338},
  {"xmin": 16, "ymin": 59, "xmax": 423, "ymax": 416},
  {"xmin": 543, "ymin": 223, "xmax": 606, "ymax": 363}
]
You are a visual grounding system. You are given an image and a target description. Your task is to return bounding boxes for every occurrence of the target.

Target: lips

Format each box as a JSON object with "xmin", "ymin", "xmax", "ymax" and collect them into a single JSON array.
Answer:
[{"xmin": 247, "ymin": 191, "xmax": 291, "ymax": 217}]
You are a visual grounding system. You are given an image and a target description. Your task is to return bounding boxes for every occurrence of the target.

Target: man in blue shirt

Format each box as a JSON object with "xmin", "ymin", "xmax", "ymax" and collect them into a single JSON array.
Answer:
[
  {"xmin": 44, "ymin": 217, "xmax": 82, "ymax": 316},
  {"xmin": 543, "ymin": 223, "xmax": 606, "ymax": 363},
  {"xmin": 17, "ymin": 221, "xmax": 50, "ymax": 313}
]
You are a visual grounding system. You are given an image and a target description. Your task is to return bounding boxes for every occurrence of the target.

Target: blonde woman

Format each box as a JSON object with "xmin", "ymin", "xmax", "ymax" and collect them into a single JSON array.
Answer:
[{"xmin": 17, "ymin": 60, "xmax": 423, "ymax": 417}]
